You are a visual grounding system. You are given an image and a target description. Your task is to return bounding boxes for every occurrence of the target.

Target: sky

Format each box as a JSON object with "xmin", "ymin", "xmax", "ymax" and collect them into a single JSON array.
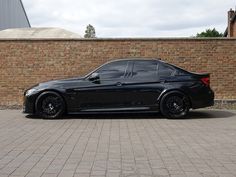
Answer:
[{"xmin": 23, "ymin": 0, "xmax": 235, "ymax": 37}]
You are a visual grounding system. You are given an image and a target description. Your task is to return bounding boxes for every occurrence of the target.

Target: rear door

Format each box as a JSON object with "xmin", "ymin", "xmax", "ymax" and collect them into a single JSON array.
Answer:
[{"xmin": 123, "ymin": 60, "xmax": 164, "ymax": 108}]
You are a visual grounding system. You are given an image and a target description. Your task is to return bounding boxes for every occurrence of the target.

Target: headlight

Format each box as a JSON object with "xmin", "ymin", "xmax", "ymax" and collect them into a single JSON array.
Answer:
[{"xmin": 25, "ymin": 88, "xmax": 37, "ymax": 96}]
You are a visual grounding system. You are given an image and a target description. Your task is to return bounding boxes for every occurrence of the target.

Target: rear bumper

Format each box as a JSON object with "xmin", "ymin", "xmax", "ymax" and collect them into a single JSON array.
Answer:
[
  {"xmin": 192, "ymin": 98, "xmax": 214, "ymax": 109},
  {"xmin": 191, "ymin": 87, "xmax": 214, "ymax": 109}
]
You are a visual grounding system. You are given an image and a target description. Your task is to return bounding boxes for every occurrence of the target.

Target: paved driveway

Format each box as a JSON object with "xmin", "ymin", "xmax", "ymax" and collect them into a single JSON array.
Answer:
[{"xmin": 0, "ymin": 109, "xmax": 236, "ymax": 177}]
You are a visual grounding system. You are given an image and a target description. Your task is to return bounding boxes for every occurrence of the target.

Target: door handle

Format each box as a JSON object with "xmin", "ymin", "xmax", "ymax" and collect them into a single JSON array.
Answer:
[{"xmin": 116, "ymin": 82, "xmax": 123, "ymax": 86}]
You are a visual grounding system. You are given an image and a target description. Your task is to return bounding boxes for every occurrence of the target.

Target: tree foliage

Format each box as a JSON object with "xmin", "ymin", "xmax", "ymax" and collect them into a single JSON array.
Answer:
[
  {"xmin": 84, "ymin": 24, "xmax": 96, "ymax": 38},
  {"xmin": 196, "ymin": 28, "xmax": 223, "ymax": 37}
]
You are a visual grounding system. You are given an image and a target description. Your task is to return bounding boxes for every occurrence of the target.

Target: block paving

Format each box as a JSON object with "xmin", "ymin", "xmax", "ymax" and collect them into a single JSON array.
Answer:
[{"xmin": 0, "ymin": 109, "xmax": 236, "ymax": 177}]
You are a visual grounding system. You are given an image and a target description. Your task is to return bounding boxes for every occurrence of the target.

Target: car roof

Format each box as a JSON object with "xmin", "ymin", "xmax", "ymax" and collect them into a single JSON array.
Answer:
[
  {"xmin": 106, "ymin": 58, "xmax": 163, "ymax": 63},
  {"xmin": 106, "ymin": 58, "xmax": 188, "ymax": 73}
]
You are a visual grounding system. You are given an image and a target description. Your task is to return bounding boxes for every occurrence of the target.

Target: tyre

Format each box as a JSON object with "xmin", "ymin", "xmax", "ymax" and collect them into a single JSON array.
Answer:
[
  {"xmin": 35, "ymin": 91, "xmax": 65, "ymax": 119},
  {"xmin": 160, "ymin": 92, "xmax": 190, "ymax": 119}
]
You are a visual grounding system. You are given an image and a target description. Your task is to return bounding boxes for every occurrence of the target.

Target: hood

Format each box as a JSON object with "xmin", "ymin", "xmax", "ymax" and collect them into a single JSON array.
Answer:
[{"xmin": 36, "ymin": 77, "xmax": 85, "ymax": 89}]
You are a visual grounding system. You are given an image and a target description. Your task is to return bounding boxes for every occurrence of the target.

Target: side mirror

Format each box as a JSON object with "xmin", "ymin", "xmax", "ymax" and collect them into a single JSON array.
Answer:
[{"xmin": 89, "ymin": 72, "xmax": 100, "ymax": 81}]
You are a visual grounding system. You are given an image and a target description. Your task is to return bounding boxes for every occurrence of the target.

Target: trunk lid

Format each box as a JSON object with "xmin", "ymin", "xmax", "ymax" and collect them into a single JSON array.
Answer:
[{"xmin": 190, "ymin": 72, "xmax": 210, "ymax": 86}]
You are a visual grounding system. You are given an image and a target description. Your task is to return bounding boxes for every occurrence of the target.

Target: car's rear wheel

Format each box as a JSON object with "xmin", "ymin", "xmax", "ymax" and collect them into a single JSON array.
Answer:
[
  {"xmin": 160, "ymin": 92, "xmax": 190, "ymax": 119},
  {"xmin": 35, "ymin": 91, "xmax": 65, "ymax": 119}
]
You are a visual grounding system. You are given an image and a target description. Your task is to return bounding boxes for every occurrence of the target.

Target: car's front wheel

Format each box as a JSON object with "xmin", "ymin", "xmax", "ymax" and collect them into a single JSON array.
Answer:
[
  {"xmin": 35, "ymin": 91, "xmax": 65, "ymax": 119},
  {"xmin": 160, "ymin": 92, "xmax": 190, "ymax": 119}
]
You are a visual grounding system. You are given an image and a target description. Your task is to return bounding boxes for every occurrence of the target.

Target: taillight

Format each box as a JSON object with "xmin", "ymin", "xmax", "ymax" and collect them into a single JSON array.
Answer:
[{"xmin": 201, "ymin": 77, "xmax": 210, "ymax": 86}]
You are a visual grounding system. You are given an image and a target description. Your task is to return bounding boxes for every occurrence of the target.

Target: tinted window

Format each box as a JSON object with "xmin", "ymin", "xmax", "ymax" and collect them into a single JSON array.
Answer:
[
  {"xmin": 132, "ymin": 61, "xmax": 158, "ymax": 80},
  {"xmin": 158, "ymin": 63, "xmax": 175, "ymax": 77},
  {"xmin": 96, "ymin": 61, "xmax": 128, "ymax": 80},
  {"xmin": 175, "ymin": 69, "xmax": 188, "ymax": 75}
]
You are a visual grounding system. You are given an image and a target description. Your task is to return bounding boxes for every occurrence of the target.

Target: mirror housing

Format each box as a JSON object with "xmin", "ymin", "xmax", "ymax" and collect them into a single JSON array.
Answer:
[{"xmin": 89, "ymin": 72, "xmax": 100, "ymax": 81}]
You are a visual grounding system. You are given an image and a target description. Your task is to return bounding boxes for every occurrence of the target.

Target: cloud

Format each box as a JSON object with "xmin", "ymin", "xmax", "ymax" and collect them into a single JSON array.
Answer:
[{"xmin": 22, "ymin": 0, "xmax": 234, "ymax": 37}]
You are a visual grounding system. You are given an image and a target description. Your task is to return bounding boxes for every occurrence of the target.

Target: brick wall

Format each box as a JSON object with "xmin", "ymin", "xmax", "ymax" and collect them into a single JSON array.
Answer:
[{"xmin": 0, "ymin": 38, "xmax": 236, "ymax": 106}]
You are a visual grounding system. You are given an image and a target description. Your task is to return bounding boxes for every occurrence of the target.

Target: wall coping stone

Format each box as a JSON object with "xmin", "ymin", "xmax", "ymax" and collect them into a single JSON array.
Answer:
[{"xmin": 0, "ymin": 37, "xmax": 236, "ymax": 41}]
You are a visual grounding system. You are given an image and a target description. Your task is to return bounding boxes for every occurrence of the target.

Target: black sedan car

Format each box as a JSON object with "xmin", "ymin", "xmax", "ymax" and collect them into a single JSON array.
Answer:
[{"xmin": 23, "ymin": 58, "xmax": 214, "ymax": 119}]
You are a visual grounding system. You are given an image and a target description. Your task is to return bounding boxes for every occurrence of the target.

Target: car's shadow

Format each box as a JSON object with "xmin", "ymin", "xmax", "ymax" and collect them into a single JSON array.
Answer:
[{"xmin": 25, "ymin": 109, "xmax": 235, "ymax": 120}]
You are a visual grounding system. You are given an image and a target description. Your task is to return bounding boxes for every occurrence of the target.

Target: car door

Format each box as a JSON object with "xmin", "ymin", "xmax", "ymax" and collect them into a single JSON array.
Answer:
[
  {"xmin": 123, "ymin": 60, "xmax": 164, "ymax": 109},
  {"xmin": 72, "ymin": 60, "xmax": 130, "ymax": 111}
]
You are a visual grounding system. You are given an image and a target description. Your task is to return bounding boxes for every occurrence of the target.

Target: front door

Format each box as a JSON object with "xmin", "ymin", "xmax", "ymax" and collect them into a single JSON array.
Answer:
[{"xmin": 73, "ymin": 60, "xmax": 130, "ymax": 111}]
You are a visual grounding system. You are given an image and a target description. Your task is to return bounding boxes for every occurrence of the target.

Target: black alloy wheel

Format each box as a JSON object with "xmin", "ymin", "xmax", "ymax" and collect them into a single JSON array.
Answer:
[
  {"xmin": 160, "ymin": 92, "xmax": 190, "ymax": 118},
  {"xmin": 36, "ymin": 91, "xmax": 65, "ymax": 119}
]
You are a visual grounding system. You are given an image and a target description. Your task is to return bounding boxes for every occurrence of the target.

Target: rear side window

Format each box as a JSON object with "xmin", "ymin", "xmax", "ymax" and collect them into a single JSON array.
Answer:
[
  {"xmin": 131, "ymin": 60, "xmax": 158, "ymax": 81},
  {"xmin": 96, "ymin": 61, "xmax": 128, "ymax": 80},
  {"xmin": 158, "ymin": 63, "xmax": 175, "ymax": 77}
]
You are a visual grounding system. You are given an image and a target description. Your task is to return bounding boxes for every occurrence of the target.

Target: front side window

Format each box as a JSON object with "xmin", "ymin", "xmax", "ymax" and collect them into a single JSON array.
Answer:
[
  {"xmin": 96, "ymin": 61, "xmax": 128, "ymax": 80},
  {"xmin": 131, "ymin": 60, "xmax": 158, "ymax": 81}
]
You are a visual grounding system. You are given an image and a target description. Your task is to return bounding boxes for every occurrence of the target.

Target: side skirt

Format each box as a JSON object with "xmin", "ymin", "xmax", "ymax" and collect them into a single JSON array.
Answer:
[{"xmin": 67, "ymin": 107, "xmax": 159, "ymax": 115}]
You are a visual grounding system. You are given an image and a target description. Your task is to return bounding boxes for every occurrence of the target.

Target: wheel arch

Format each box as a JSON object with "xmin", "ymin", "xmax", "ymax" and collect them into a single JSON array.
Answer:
[
  {"xmin": 157, "ymin": 89, "xmax": 192, "ymax": 108},
  {"xmin": 35, "ymin": 89, "xmax": 68, "ymax": 113}
]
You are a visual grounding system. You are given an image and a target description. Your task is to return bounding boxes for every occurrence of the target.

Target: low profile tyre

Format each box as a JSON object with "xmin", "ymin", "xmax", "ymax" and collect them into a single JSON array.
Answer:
[
  {"xmin": 35, "ymin": 91, "xmax": 65, "ymax": 119},
  {"xmin": 160, "ymin": 92, "xmax": 190, "ymax": 119}
]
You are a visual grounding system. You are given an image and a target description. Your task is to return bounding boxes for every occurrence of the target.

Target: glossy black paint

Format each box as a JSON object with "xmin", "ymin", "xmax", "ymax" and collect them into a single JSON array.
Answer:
[{"xmin": 23, "ymin": 58, "xmax": 214, "ymax": 115}]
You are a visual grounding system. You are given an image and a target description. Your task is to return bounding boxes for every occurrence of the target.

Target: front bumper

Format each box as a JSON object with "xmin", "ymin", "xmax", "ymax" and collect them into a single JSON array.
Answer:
[{"xmin": 23, "ymin": 95, "xmax": 35, "ymax": 114}]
